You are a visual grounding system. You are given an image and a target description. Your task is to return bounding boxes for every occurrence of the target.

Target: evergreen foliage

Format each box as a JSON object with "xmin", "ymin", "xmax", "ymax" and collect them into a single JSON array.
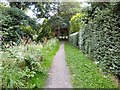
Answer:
[{"xmin": 69, "ymin": 2, "xmax": 120, "ymax": 78}]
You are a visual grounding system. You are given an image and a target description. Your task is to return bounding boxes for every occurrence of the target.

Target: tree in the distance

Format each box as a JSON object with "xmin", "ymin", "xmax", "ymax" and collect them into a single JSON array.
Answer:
[{"xmin": 70, "ymin": 13, "xmax": 85, "ymax": 34}]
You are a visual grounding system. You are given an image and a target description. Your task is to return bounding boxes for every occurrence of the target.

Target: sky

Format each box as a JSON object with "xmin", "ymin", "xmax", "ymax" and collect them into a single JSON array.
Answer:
[{"xmin": 0, "ymin": 0, "xmax": 9, "ymax": 4}]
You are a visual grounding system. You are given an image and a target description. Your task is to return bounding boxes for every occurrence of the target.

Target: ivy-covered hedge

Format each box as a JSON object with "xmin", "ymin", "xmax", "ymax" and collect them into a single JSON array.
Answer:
[
  {"xmin": 80, "ymin": 4, "xmax": 120, "ymax": 78},
  {"xmin": 69, "ymin": 32, "xmax": 79, "ymax": 47},
  {"xmin": 69, "ymin": 2, "xmax": 120, "ymax": 78}
]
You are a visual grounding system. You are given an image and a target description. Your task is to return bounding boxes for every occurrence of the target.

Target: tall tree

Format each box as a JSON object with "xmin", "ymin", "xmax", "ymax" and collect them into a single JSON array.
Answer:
[
  {"xmin": 8, "ymin": 1, "xmax": 58, "ymax": 19},
  {"xmin": 58, "ymin": 0, "xmax": 82, "ymax": 35},
  {"xmin": 9, "ymin": 2, "xmax": 36, "ymax": 10},
  {"xmin": 59, "ymin": 1, "xmax": 82, "ymax": 21}
]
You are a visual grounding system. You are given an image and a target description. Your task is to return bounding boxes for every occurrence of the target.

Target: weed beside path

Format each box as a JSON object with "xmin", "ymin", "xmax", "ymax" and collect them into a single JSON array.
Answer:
[
  {"xmin": 65, "ymin": 42, "xmax": 118, "ymax": 88},
  {"xmin": 28, "ymin": 41, "xmax": 60, "ymax": 88},
  {"xmin": 1, "ymin": 39, "xmax": 60, "ymax": 88}
]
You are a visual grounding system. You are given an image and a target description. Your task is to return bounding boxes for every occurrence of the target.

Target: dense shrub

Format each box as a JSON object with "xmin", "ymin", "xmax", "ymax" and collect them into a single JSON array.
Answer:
[
  {"xmin": 0, "ymin": 4, "xmax": 37, "ymax": 48},
  {"xmin": 1, "ymin": 38, "xmax": 59, "ymax": 88},
  {"xmin": 79, "ymin": 4, "xmax": 120, "ymax": 78},
  {"xmin": 82, "ymin": 2, "xmax": 120, "ymax": 76},
  {"xmin": 70, "ymin": 2, "xmax": 120, "ymax": 78},
  {"xmin": 2, "ymin": 44, "xmax": 43, "ymax": 88}
]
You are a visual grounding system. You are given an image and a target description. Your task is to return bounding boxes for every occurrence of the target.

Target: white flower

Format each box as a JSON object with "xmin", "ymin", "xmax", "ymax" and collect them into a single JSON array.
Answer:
[
  {"xmin": 18, "ymin": 52, "xmax": 24, "ymax": 60},
  {"xmin": 18, "ymin": 52, "xmax": 22, "ymax": 56}
]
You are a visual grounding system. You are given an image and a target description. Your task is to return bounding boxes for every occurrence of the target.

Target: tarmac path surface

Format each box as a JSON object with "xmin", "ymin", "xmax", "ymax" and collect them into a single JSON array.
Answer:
[{"xmin": 45, "ymin": 42, "xmax": 72, "ymax": 88}]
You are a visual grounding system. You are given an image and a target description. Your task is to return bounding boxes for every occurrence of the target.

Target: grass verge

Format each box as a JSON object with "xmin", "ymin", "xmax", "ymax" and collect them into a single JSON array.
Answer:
[
  {"xmin": 28, "ymin": 41, "xmax": 60, "ymax": 88},
  {"xmin": 65, "ymin": 42, "xmax": 118, "ymax": 88}
]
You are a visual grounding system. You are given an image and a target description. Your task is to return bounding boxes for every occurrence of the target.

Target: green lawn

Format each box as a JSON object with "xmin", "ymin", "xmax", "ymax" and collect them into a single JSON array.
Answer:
[{"xmin": 65, "ymin": 42, "xmax": 118, "ymax": 88}]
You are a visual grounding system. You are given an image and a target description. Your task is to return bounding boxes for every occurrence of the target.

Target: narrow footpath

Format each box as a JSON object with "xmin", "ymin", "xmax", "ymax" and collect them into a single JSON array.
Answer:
[{"xmin": 45, "ymin": 42, "xmax": 72, "ymax": 88}]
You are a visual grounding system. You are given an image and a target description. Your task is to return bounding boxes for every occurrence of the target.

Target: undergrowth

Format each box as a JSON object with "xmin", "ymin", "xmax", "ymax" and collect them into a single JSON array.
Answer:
[{"xmin": 1, "ymin": 38, "xmax": 60, "ymax": 88}]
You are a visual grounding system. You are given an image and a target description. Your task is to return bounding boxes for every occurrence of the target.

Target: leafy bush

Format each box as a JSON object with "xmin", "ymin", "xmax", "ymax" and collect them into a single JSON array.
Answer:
[
  {"xmin": 0, "ymin": 4, "xmax": 37, "ymax": 48},
  {"xmin": 2, "ymin": 44, "xmax": 44, "ymax": 88},
  {"xmin": 1, "ymin": 38, "xmax": 59, "ymax": 88}
]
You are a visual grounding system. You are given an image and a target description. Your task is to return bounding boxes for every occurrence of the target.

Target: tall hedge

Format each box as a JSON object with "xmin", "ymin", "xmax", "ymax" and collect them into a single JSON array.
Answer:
[
  {"xmin": 69, "ymin": 2, "xmax": 120, "ymax": 78},
  {"xmin": 80, "ymin": 4, "xmax": 120, "ymax": 77}
]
